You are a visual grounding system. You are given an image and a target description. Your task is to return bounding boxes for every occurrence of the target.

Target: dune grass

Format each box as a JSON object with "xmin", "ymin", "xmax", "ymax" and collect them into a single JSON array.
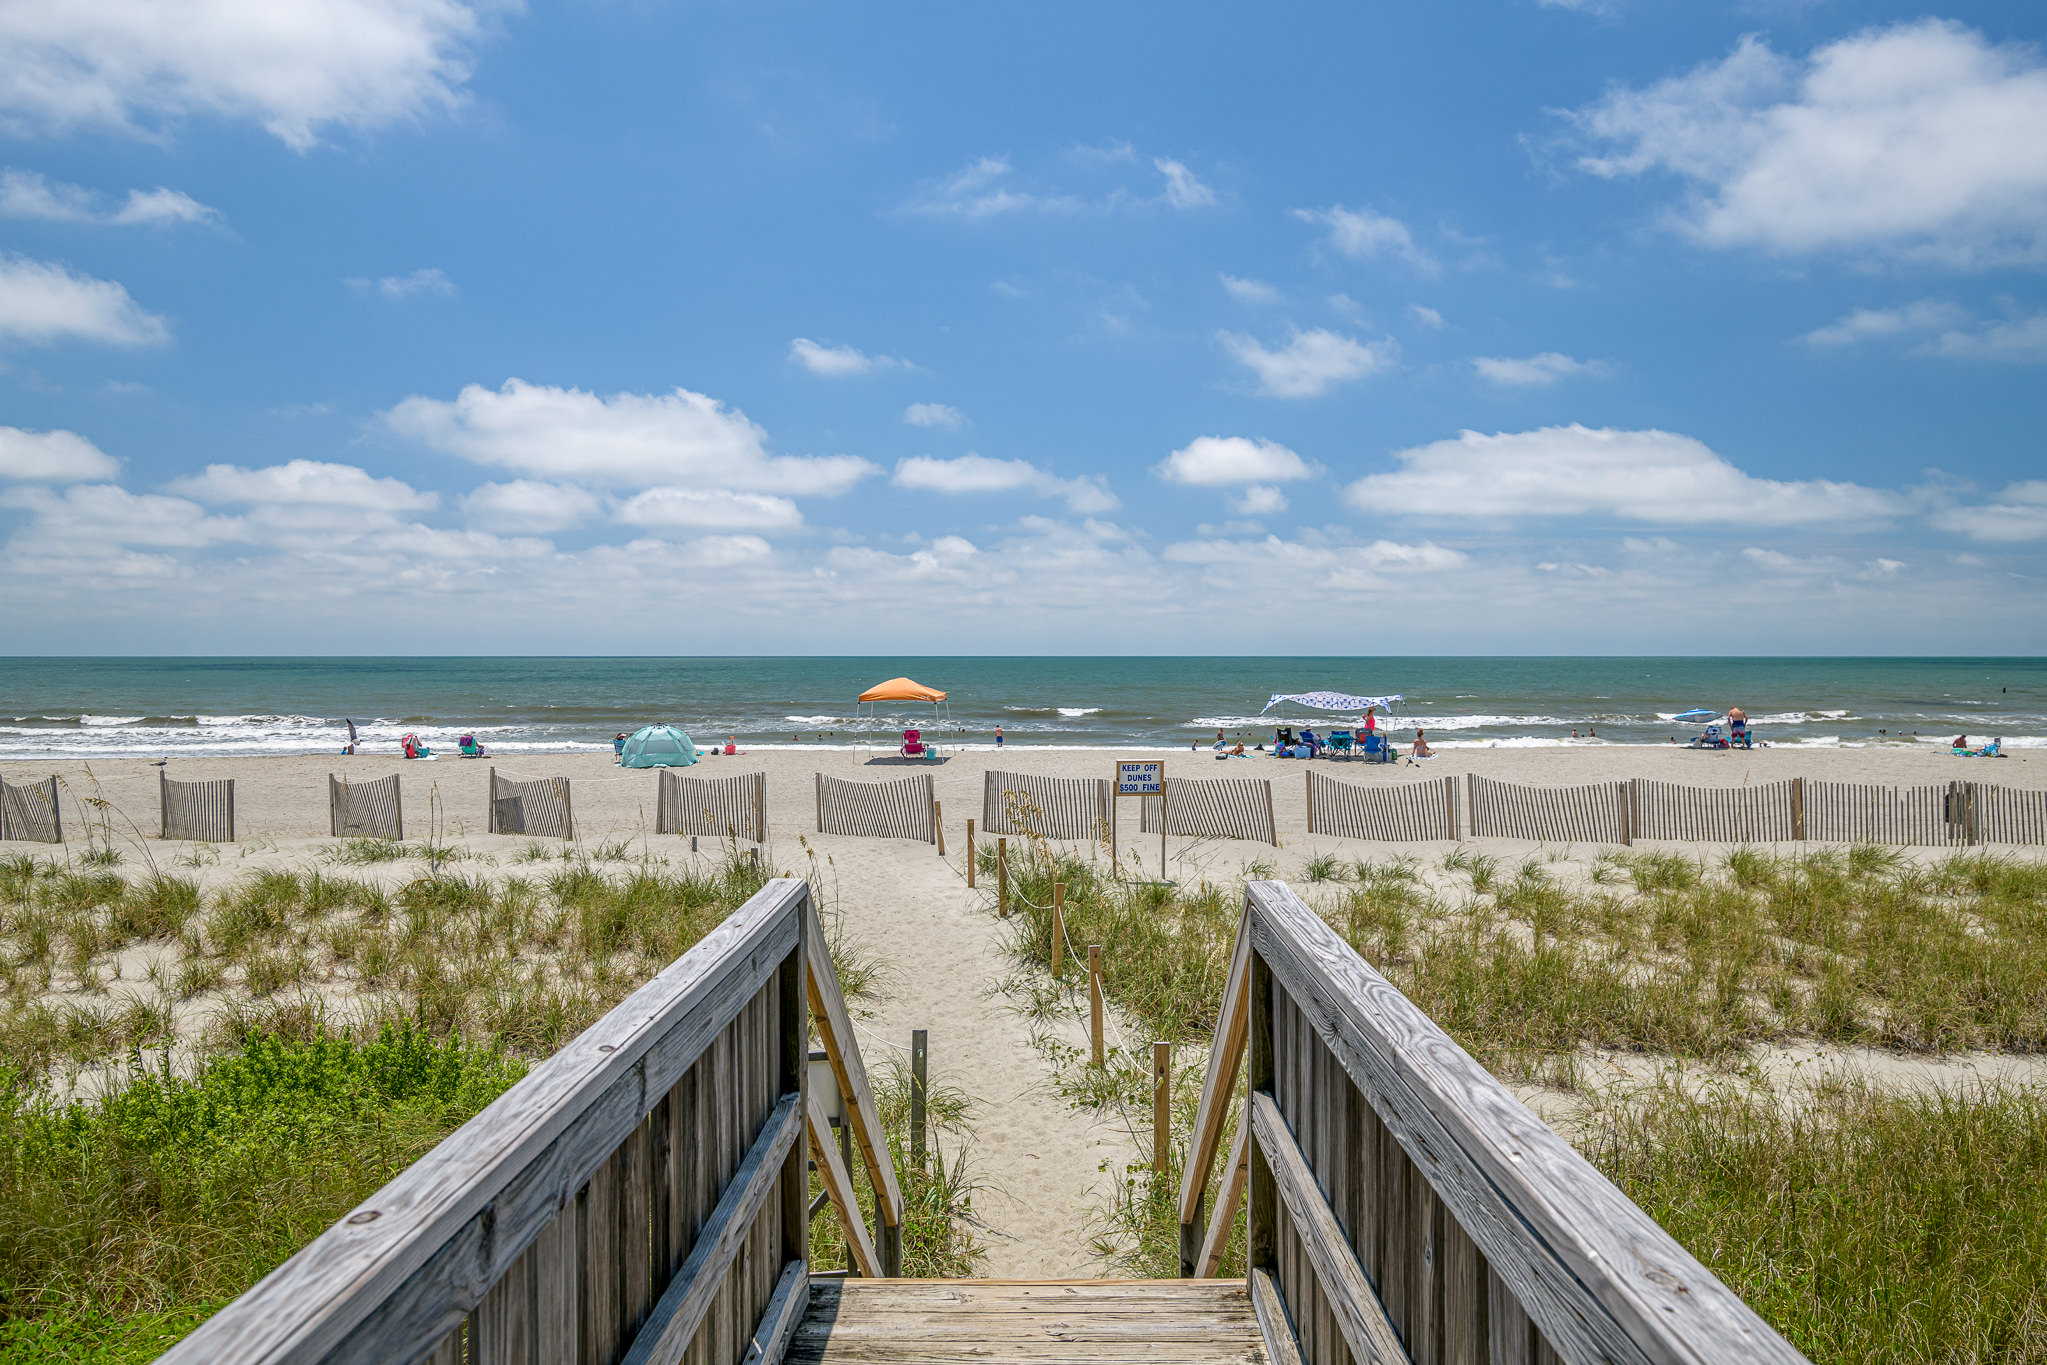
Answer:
[
  {"xmin": 992, "ymin": 834, "xmax": 2047, "ymax": 1361},
  {"xmin": 0, "ymin": 1027, "xmax": 521, "ymax": 1363},
  {"xmin": 1592, "ymin": 1078, "xmax": 2047, "ymax": 1365}
]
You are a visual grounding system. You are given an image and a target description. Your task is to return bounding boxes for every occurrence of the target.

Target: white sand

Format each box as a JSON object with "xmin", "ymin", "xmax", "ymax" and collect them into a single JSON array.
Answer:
[{"xmin": 6, "ymin": 742, "xmax": 2042, "ymax": 1274}]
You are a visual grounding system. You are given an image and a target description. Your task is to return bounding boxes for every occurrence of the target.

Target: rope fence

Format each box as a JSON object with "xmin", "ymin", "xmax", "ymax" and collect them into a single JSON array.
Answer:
[
  {"xmin": 487, "ymin": 767, "xmax": 573, "ymax": 839},
  {"xmin": 329, "ymin": 773, "xmax": 402, "ymax": 840},
  {"xmin": 815, "ymin": 771, "xmax": 936, "ymax": 844},
  {"xmin": 656, "ymin": 770, "xmax": 768, "ymax": 842},
  {"xmin": 0, "ymin": 775, "xmax": 60, "ymax": 843}
]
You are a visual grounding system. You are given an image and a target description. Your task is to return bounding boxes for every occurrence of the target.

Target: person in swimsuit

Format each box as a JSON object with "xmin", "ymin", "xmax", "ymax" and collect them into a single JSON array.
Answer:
[{"xmin": 1411, "ymin": 729, "xmax": 1432, "ymax": 758}]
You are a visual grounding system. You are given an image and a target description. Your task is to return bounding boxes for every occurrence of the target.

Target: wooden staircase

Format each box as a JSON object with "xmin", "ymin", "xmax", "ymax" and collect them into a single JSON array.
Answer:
[{"xmin": 163, "ymin": 877, "xmax": 1812, "ymax": 1365}]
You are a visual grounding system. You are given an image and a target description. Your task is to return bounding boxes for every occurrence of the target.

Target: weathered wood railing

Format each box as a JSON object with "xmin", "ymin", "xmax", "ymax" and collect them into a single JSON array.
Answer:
[
  {"xmin": 1179, "ymin": 881, "xmax": 1808, "ymax": 1365},
  {"xmin": 161, "ymin": 877, "xmax": 903, "ymax": 1365}
]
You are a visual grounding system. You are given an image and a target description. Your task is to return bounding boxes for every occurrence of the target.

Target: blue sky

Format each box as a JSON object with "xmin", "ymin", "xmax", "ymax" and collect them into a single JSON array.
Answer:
[{"xmin": 1, "ymin": 0, "xmax": 2043, "ymax": 653}]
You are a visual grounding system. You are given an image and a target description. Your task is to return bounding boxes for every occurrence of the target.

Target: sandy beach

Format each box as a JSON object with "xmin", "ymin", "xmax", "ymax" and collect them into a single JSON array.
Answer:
[{"xmin": 6, "ymin": 742, "xmax": 2043, "ymax": 1275}]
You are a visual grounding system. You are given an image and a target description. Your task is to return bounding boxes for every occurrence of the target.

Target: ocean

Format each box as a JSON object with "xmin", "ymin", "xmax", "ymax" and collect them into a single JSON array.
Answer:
[{"xmin": 0, "ymin": 657, "xmax": 2040, "ymax": 760}]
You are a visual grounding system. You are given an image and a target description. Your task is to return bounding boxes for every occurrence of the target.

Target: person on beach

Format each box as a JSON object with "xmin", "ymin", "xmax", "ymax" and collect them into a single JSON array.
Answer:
[
  {"xmin": 613, "ymin": 732, "xmax": 627, "ymax": 763},
  {"xmin": 995, "ymin": 725, "xmax": 1004, "ymax": 746},
  {"xmin": 1729, "ymin": 707, "xmax": 1750, "ymax": 748},
  {"xmin": 725, "ymin": 735, "xmax": 739, "ymax": 755},
  {"xmin": 1214, "ymin": 728, "xmax": 1227, "ymax": 749},
  {"xmin": 1411, "ymin": 730, "xmax": 1433, "ymax": 758}
]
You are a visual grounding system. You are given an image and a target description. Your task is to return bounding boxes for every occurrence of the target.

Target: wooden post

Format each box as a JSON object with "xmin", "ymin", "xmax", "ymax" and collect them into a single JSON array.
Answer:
[
  {"xmin": 814, "ymin": 771, "xmax": 823, "ymax": 833},
  {"xmin": 1161, "ymin": 782, "xmax": 1169, "ymax": 878},
  {"xmin": 1966, "ymin": 782, "xmax": 1979, "ymax": 847},
  {"xmin": 1246, "ymin": 948, "xmax": 1276, "ymax": 1273},
  {"xmin": 1088, "ymin": 945, "xmax": 1104, "ymax": 1068},
  {"xmin": 394, "ymin": 776, "xmax": 404, "ymax": 842},
  {"xmin": 1620, "ymin": 779, "xmax": 1634, "ymax": 847},
  {"xmin": 1305, "ymin": 770, "xmax": 1316, "ymax": 836},
  {"xmin": 225, "ymin": 778, "xmax": 235, "ymax": 843},
  {"xmin": 557, "ymin": 777, "xmax": 570, "ymax": 842},
  {"xmin": 755, "ymin": 772, "xmax": 767, "ymax": 843},
  {"xmin": 1445, "ymin": 774, "xmax": 1458, "ymax": 840},
  {"xmin": 1791, "ymin": 776, "xmax": 1806, "ymax": 841},
  {"xmin": 488, "ymin": 767, "xmax": 498, "ymax": 835},
  {"xmin": 1152, "ymin": 1042, "xmax": 1172, "ymax": 1175},
  {"xmin": 966, "ymin": 818, "xmax": 976, "ymax": 888},
  {"xmin": 1262, "ymin": 779, "xmax": 1277, "ymax": 848},
  {"xmin": 1051, "ymin": 882, "xmax": 1065, "ymax": 977},
  {"xmin": 997, "ymin": 836, "xmax": 1008, "ymax": 918},
  {"xmin": 934, "ymin": 802, "xmax": 945, "ymax": 856},
  {"xmin": 159, "ymin": 767, "xmax": 168, "ymax": 839},
  {"xmin": 909, "ymin": 1029, "xmax": 929, "ymax": 1173}
]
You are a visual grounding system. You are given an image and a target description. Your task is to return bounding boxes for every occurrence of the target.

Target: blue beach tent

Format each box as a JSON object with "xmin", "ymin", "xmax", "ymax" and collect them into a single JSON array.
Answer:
[{"xmin": 620, "ymin": 724, "xmax": 699, "ymax": 768}]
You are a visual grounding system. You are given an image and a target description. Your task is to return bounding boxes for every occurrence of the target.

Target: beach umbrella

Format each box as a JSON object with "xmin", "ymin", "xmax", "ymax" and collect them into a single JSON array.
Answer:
[{"xmin": 1669, "ymin": 709, "xmax": 1720, "ymax": 723}]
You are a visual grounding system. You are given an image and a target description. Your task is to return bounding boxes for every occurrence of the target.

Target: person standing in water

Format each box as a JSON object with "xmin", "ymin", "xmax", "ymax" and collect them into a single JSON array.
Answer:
[{"xmin": 994, "ymin": 724, "xmax": 1004, "ymax": 746}]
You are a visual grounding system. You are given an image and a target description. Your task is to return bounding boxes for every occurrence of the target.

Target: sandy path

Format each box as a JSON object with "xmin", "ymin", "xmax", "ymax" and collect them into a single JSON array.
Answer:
[{"xmin": 811, "ymin": 828, "xmax": 1139, "ymax": 1277}]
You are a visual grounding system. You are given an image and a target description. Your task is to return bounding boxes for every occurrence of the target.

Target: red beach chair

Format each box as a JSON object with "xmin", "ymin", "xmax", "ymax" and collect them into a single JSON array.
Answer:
[{"xmin": 899, "ymin": 728, "xmax": 927, "ymax": 758}]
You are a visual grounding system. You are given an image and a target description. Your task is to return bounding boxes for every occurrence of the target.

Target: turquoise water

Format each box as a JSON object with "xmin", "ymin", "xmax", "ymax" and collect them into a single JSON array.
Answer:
[{"xmin": 0, "ymin": 657, "xmax": 2040, "ymax": 759}]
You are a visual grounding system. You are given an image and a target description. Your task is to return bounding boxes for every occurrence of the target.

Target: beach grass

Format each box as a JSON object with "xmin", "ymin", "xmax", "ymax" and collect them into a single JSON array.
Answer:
[
  {"xmin": 993, "ymin": 835, "xmax": 2047, "ymax": 1360},
  {"xmin": 0, "ymin": 1027, "xmax": 521, "ymax": 1362}
]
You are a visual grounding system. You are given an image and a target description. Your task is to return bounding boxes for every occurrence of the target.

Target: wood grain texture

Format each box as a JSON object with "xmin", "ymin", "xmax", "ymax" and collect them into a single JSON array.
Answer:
[
  {"xmin": 1181, "ymin": 912, "xmax": 1252, "ymax": 1237},
  {"xmin": 160, "ymin": 878, "xmax": 809, "ymax": 1365},
  {"xmin": 1243, "ymin": 881, "xmax": 1809, "ymax": 1365},
  {"xmin": 803, "ymin": 908, "xmax": 905, "ymax": 1235},
  {"xmin": 1252, "ymin": 1268, "xmax": 1307, "ymax": 1365},
  {"xmin": 740, "ymin": 1261, "xmax": 810, "ymax": 1365},
  {"xmin": 806, "ymin": 1093, "xmax": 880, "ymax": 1278},
  {"xmin": 1197, "ymin": 1115, "xmax": 1250, "ymax": 1279},
  {"xmin": 788, "ymin": 1280, "xmax": 1272, "ymax": 1364},
  {"xmin": 618, "ymin": 1094, "xmax": 801, "ymax": 1365}
]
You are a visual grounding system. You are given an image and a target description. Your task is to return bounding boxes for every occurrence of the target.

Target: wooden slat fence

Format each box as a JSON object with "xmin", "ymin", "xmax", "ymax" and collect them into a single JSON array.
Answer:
[
  {"xmin": 657, "ymin": 771, "xmax": 768, "ymax": 843},
  {"xmin": 1631, "ymin": 778, "xmax": 1794, "ymax": 843},
  {"xmin": 1974, "ymin": 782, "xmax": 2047, "ymax": 846},
  {"xmin": 981, "ymin": 769, "xmax": 1111, "ymax": 840},
  {"xmin": 1180, "ymin": 881, "xmax": 1810, "ymax": 1365},
  {"xmin": 1137, "ymin": 776, "xmax": 1278, "ymax": 846},
  {"xmin": 1306, "ymin": 770, "xmax": 1457, "ymax": 841},
  {"xmin": 1467, "ymin": 774, "xmax": 1629, "ymax": 845},
  {"xmin": 489, "ymin": 768, "xmax": 573, "ymax": 839},
  {"xmin": 329, "ymin": 774, "xmax": 402, "ymax": 840},
  {"xmin": 160, "ymin": 876, "xmax": 904, "ymax": 1365},
  {"xmin": 1805, "ymin": 780, "xmax": 1954, "ymax": 846},
  {"xmin": 0, "ymin": 775, "xmax": 61, "ymax": 843},
  {"xmin": 161, "ymin": 772, "xmax": 234, "ymax": 842},
  {"xmin": 814, "ymin": 772, "xmax": 935, "ymax": 844}
]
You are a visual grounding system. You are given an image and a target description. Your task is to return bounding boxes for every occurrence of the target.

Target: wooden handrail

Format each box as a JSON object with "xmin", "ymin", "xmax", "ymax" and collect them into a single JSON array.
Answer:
[
  {"xmin": 1177, "ymin": 912, "xmax": 1250, "ymax": 1274},
  {"xmin": 159, "ymin": 875, "xmax": 901, "ymax": 1365},
  {"xmin": 1191, "ymin": 880, "xmax": 1810, "ymax": 1365},
  {"xmin": 804, "ymin": 907, "xmax": 906, "ymax": 1272}
]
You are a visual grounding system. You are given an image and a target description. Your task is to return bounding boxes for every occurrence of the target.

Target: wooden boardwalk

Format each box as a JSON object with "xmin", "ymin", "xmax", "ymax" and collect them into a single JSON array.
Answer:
[{"xmin": 788, "ymin": 1280, "xmax": 1270, "ymax": 1364}]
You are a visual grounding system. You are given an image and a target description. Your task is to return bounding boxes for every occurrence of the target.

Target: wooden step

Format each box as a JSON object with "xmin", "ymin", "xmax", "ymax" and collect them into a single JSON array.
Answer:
[{"xmin": 787, "ymin": 1278, "xmax": 1271, "ymax": 1363}]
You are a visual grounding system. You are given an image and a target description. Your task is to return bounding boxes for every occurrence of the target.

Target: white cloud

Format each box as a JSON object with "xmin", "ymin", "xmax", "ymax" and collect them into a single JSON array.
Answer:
[
  {"xmin": 1156, "ymin": 436, "xmax": 1315, "ymax": 487},
  {"xmin": 1231, "ymin": 484, "xmax": 1288, "ymax": 516},
  {"xmin": 1155, "ymin": 158, "xmax": 1216, "ymax": 210},
  {"xmin": 1345, "ymin": 424, "xmax": 1904, "ymax": 525},
  {"xmin": 903, "ymin": 157, "xmax": 1075, "ymax": 219},
  {"xmin": 3, "ymin": 171, "xmax": 225, "ymax": 227},
  {"xmin": 613, "ymin": 487, "xmax": 805, "ymax": 531},
  {"xmin": 1568, "ymin": 21, "xmax": 2047, "ymax": 264},
  {"xmin": 1220, "ymin": 327, "xmax": 1396, "ymax": 397},
  {"xmin": 168, "ymin": 459, "xmax": 437, "ymax": 512},
  {"xmin": 1292, "ymin": 204, "xmax": 1437, "ymax": 274},
  {"xmin": 0, "ymin": 427, "xmax": 122, "ymax": 482},
  {"xmin": 0, "ymin": 0, "xmax": 490, "ymax": 151},
  {"xmin": 461, "ymin": 479, "xmax": 602, "ymax": 533},
  {"xmin": 1798, "ymin": 299, "xmax": 2047, "ymax": 360},
  {"xmin": 892, "ymin": 454, "xmax": 1117, "ymax": 514},
  {"xmin": 1800, "ymin": 300, "xmax": 1969, "ymax": 346},
  {"xmin": 789, "ymin": 337, "xmax": 905, "ymax": 376},
  {"xmin": 1407, "ymin": 305, "xmax": 1446, "ymax": 330},
  {"xmin": 0, "ymin": 253, "xmax": 168, "ymax": 347},
  {"xmin": 903, "ymin": 402, "xmax": 966, "ymax": 430},
  {"xmin": 351, "ymin": 267, "xmax": 454, "ymax": 300},
  {"xmin": 1221, "ymin": 274, "xmax": 1282, "ymax": 305},
  {"xmin": 1928, "ymin": 312, "xmax": 2047, "ymax": 363},
  {"xmin": 1471, "ymin": 352, "xmax": 1607, "ymax": 387},
  {"xmin": 1, "ymin": 483, "xmax": 240, "ymax": 549},
  {"xmin": 382, "ymin": 378, "xmax": 878, "ymax": 494},
  {"xmin": 1930, "ymin": 481, "xmax": 2047, "ymax": 542}
]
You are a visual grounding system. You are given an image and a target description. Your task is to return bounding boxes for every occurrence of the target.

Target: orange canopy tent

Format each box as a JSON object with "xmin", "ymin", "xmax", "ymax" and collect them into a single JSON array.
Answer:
[
  {"xmin": 856, "ymin": 676, "xmax": 951, "ymax": 753},
  {"xmin": 858, "ymin": 677, "xmax": 947, "ymax": 704}
]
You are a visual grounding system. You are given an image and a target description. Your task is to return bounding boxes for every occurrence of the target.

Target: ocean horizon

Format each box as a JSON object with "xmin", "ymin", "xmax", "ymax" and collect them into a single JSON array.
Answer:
[{"xmin": 1, "ymin": 656, "xmax": 2041, "ymax": 761}]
